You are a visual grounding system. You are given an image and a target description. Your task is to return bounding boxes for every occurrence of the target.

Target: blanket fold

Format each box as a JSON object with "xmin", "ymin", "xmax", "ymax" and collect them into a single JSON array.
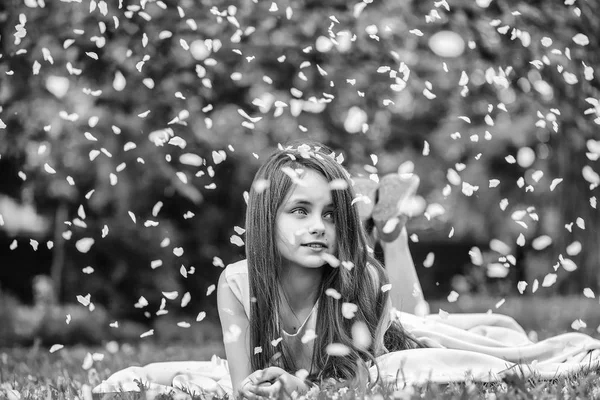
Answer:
[{"xmin": 372, "ymin": 312, "xmax": 600, "ymax": 386}]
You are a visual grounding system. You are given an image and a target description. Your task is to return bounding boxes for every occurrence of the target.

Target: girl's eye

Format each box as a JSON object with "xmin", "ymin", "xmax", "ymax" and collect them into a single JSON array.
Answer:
[
  {"xmin": 323, "ymin": 211, "xmax": 334, "ymax": 220},
  {"xmin": 291, "ymin": 208, "xmax": 307, "ymax": 216}
]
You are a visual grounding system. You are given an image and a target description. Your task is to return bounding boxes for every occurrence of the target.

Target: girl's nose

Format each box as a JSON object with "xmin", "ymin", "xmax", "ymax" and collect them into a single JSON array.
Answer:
[{"xmin": 309, "ymin": 216, "xmax": 326, "ymax": 235}]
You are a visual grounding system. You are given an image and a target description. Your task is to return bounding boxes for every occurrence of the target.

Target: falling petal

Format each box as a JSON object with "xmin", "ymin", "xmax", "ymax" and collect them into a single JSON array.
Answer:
[
  {"xmin": 49, "ymin": 344, "xmax": 64, "ymax": 353},
  {"xmin": 300, "ymin": 329, "xmax": 317, "ymax": 344},
  {"xmin": 341, "ymin": 261, "xmax": 354, "ymax": 270},
  {"xmin": 572, "ymin": 33, "xmax": 589, "ymax": 46},
  {"xmin": 329, "ymin": 179, "xmax": 348, "ymax": 190},
  {"xmin": 212, "ymin": 257, "xmax": 225, "ymax": 268},
  {"xmin": 206, "ymin": 284, "xmax": 216, "ymax": 296},
  {"xmin": 566, "ymin": 241, "xmax": 582, "ymax": 256},
  {"xmin": 76, "ymin": 238, "xmax": 95, "ymax": 253},
  {"xmin": 571, "ymin": 319, "xmax": 587, "ymax": 330},
  {"xmin": 77, "ymin": 294, "xmax": 91, "ymax": 307},
  {"xmin": 326, "ymin": 343, "xmax": 351, "ymax": 356},
  {"xmin": 550, "ymin": 178, "xmax": 563, "ymax": 191},
  {"xmin": 212, "ymin": 150, "xmax": 226, "ymax": 164},
  {"xmin": 561, "ymin": 258, "xmax": 578, "ymax": 272},
  {"xmin": 44, "ymin": 163, "xmax": 56, "ymax": 174},
  {"xmin": 532, "ymin": 235, "xmax": 552, "ymax": 250},
  {"xmin": 230, "ymin": 235, "xmax": 244, "ymax": 247},
  {"xmin": 532, "ymin": 279, "xmax": 539, "ymax": 293},
  {"xmin": 541, "ymin": 273, "xmax": 557, "ymax": 287},
  {"xmin": 447, "ymin": 291, "xmax": 459, "ymax": 302},
  {"xmin": 487, "ymin": 263, "xmax": 509, "ymax": 278},
  {"xmin": 382, "ymin": 217, "xmax": 400, "ymax": 234},
  {"xmin": 162, "ymin": 291, "xmax": 179, "ymax": 300},
  {"xmin": 321, "ymin": 253, "xmax": 340, "ymax": 267},
  {"xmin": 423, "ymin": 252, "xmax": 435, "ymax": 268},
  {"xmin": 469, "ymin": 247, "xmax": 483, "ymax": 266},
  {"xmin": 140, "ymin": 329, "xmax": 154, "ymax": 338},
  {"xmin": 341, "ymin": 303, "xmax": 358, "ymax": 319}
]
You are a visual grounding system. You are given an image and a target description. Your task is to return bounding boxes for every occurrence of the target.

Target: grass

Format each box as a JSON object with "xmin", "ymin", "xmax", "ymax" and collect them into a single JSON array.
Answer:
[{"xmin": 2, "ymin": 295, "xmax": 600, "ymax": 400}]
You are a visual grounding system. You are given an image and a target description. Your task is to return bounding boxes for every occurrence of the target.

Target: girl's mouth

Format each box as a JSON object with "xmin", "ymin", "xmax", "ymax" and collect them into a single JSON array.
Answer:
[{"xmin": 303, "ymin": 243, "xmax": 327, "ymax": 249}]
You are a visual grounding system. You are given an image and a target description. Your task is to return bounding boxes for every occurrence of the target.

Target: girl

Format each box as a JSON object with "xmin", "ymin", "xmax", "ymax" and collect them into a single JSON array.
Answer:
[
  {"xmin": 219, "ymin": 141, "xmax": 424, "ymax": 399},
  {"xmin": 93, "ymin": 141, "xmax": 600, "ymax": 397}
]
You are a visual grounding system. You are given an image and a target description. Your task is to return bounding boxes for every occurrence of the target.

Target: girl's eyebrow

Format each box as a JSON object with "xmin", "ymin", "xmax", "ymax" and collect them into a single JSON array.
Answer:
[
  {"xmin": 287, "ymin": 198, "xmax": 334, "ymax": 208},
  {"xmin": 286, "ymin": 198, "xmax": 313, "ymax": 206}
]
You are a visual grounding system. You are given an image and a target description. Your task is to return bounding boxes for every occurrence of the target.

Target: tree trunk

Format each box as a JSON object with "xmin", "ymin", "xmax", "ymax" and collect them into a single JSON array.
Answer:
[{"xmin": 50, "ymin": 201, "xmax": 68, "ymax": 303}]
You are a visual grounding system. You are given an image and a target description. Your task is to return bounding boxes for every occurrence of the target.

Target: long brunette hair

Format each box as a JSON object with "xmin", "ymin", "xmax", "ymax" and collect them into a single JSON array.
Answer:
[{"xmin": 245, "ymin": 141, "xmax": 420, "ymax": 386}]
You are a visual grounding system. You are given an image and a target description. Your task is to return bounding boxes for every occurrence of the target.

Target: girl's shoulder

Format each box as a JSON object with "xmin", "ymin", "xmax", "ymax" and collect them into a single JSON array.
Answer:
[
  {"xmin": 224, "ymin": 258, "xmax": 248, "ymax": 278},
  {"xmin": 221, "ymin": 259, "xmax": 250, "ymax": 318}
]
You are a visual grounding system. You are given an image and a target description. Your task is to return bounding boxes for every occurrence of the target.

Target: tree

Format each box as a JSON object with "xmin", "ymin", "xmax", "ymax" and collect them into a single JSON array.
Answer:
[{"xmin": 0, "ymin": 0, "xmax": 598, "ymax": 328}]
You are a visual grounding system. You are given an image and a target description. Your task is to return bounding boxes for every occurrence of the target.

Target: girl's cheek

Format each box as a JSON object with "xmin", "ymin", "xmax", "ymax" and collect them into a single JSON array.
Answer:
[
  {"xmin": 286, "ymin": 233, "xmax": 296, "ymax": 245},
  {"xmin": 288, "ymin": 228, "xmax": 307, "ymax": 245},
  {"xmin": 330, "ymin": 237, "xmax": 338, "ymax": 254},
  {"xmin": 281, "ymin": 230, "xmax": 298, "ymax": 246}
]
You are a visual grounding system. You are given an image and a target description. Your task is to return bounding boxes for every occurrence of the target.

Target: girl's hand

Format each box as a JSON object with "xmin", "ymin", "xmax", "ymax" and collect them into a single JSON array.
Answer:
[
  {"xmin": 238, "ymin": 367, "xmax": 283, "ymax": 399},
  {"xmin": 239, "ymin": 367, "xmax": 309, "ymax": 399}
]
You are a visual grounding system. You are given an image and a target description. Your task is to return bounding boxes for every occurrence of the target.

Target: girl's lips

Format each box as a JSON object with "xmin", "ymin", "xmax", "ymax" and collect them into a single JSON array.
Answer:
[{"xmin": 302, "ymin": 242, "xmax": 328, "ymax": 249}]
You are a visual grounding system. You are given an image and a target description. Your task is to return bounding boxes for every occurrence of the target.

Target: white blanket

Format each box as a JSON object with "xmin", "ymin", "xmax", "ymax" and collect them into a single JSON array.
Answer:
[
  {"xmin": 93, "ymin": 312, "xmax": 600, "ymax": 398},
  {"xmin": 374, "ymin": 312, "xmax": 600, "ymax": 385}
]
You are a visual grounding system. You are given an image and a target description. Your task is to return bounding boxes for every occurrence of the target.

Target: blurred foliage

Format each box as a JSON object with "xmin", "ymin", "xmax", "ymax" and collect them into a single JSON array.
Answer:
[{"xmin": 0, "ymin": 0, "xmax": 599, "ymax": 329}]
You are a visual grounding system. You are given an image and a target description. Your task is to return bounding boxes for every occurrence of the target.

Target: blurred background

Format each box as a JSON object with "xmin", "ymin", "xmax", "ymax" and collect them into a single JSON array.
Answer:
[{"xmin": 0, "ymin": 0, "xmax": 599, "ymax": 349}]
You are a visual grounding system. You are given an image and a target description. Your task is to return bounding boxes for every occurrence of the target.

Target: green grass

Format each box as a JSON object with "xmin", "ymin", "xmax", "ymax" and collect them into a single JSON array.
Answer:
[
  {"xmin": 2, "ymin": 344, "xmax": 599, "ymax": 400},
  {"xmin": 2, "ymin": 295, "xmax": 600, "ymax": 400}
]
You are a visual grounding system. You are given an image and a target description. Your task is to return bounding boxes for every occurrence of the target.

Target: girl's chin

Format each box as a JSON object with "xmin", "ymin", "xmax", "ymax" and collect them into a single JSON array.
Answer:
[
  {"xmin": 282, "ymin": 253, "xmax": 332, "ymax": 269},
  {"xmin": 296, "ymin": 259, "xmax": 328, "ymax": 269},
  {"xmin": 296, "ymin": 261, "xmax": 326, "ymax": 269}
]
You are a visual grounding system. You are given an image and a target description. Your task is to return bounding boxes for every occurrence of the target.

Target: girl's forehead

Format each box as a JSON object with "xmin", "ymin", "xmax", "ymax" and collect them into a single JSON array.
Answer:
[{"xmin": 283, "ymin": 169, "xmax": 333, "ymax": 204}]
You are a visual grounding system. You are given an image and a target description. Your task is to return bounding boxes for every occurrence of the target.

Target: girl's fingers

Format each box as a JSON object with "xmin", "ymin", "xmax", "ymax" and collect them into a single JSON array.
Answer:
[
  {"xmin": 240, "ymin": 385, "xmax": 267, "ymax": 400},
  {"xmin": 240, "ymin": 368, "xmax": 287, "ymax": 398},
  {"xmin": 254, "ymin": 367, "xmax": 286, "ymax": 383},
  {"xmin": 251, "ymin": 380, "xmax": 283, "ymax": 399}
]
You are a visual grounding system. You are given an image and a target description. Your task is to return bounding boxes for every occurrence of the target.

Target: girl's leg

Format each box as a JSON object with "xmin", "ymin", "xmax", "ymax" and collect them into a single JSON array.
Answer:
[
  {"xmin": 381, "ymin": 227, "xmax": 429, "ymax": 315},
  {"xmin": 371, "ymin": 173, "xmax": 428, "ymax": 315},
  {"xmin": 354, "ymin": 172, "xmax": 428, "ymax": 315}
]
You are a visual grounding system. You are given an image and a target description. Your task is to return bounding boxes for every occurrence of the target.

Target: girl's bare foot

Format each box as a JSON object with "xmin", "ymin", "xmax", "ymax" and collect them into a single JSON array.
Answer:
[
  {"xmin": 372, "ymin": 174, "xmax": 420, "ymax": 242},
  {"xmin": 352, "ymin": 176, "xmax": 378, "ymax": 223}
]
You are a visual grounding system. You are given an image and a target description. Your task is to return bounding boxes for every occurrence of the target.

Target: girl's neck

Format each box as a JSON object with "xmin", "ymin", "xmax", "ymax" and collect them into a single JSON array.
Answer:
[{"xmin": 279, "ymin": 265, "xmax": 323, "ymax": 311}]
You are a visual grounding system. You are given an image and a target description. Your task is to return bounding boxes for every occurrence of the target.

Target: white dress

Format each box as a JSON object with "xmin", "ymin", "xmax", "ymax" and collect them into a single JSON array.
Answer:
[{"xmin": 225, "ymin": 259, "xmax": 320, "ymax": 374}]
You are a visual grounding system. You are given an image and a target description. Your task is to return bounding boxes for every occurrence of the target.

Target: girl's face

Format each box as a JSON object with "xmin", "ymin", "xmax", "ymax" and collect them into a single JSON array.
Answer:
[{"xmin": 275, "ymin": 169, "xmax": 338, "ymax": 270}]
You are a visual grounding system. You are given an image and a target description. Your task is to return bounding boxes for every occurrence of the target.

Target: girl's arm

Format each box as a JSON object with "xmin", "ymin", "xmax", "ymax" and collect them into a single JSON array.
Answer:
[
  {"xmin": 380, "ymin": 227, "xmax": 429, "ymax": 315},
  {"xmin": 217, "ymin": 270, "xmax": 253, "ymax": 398}
]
